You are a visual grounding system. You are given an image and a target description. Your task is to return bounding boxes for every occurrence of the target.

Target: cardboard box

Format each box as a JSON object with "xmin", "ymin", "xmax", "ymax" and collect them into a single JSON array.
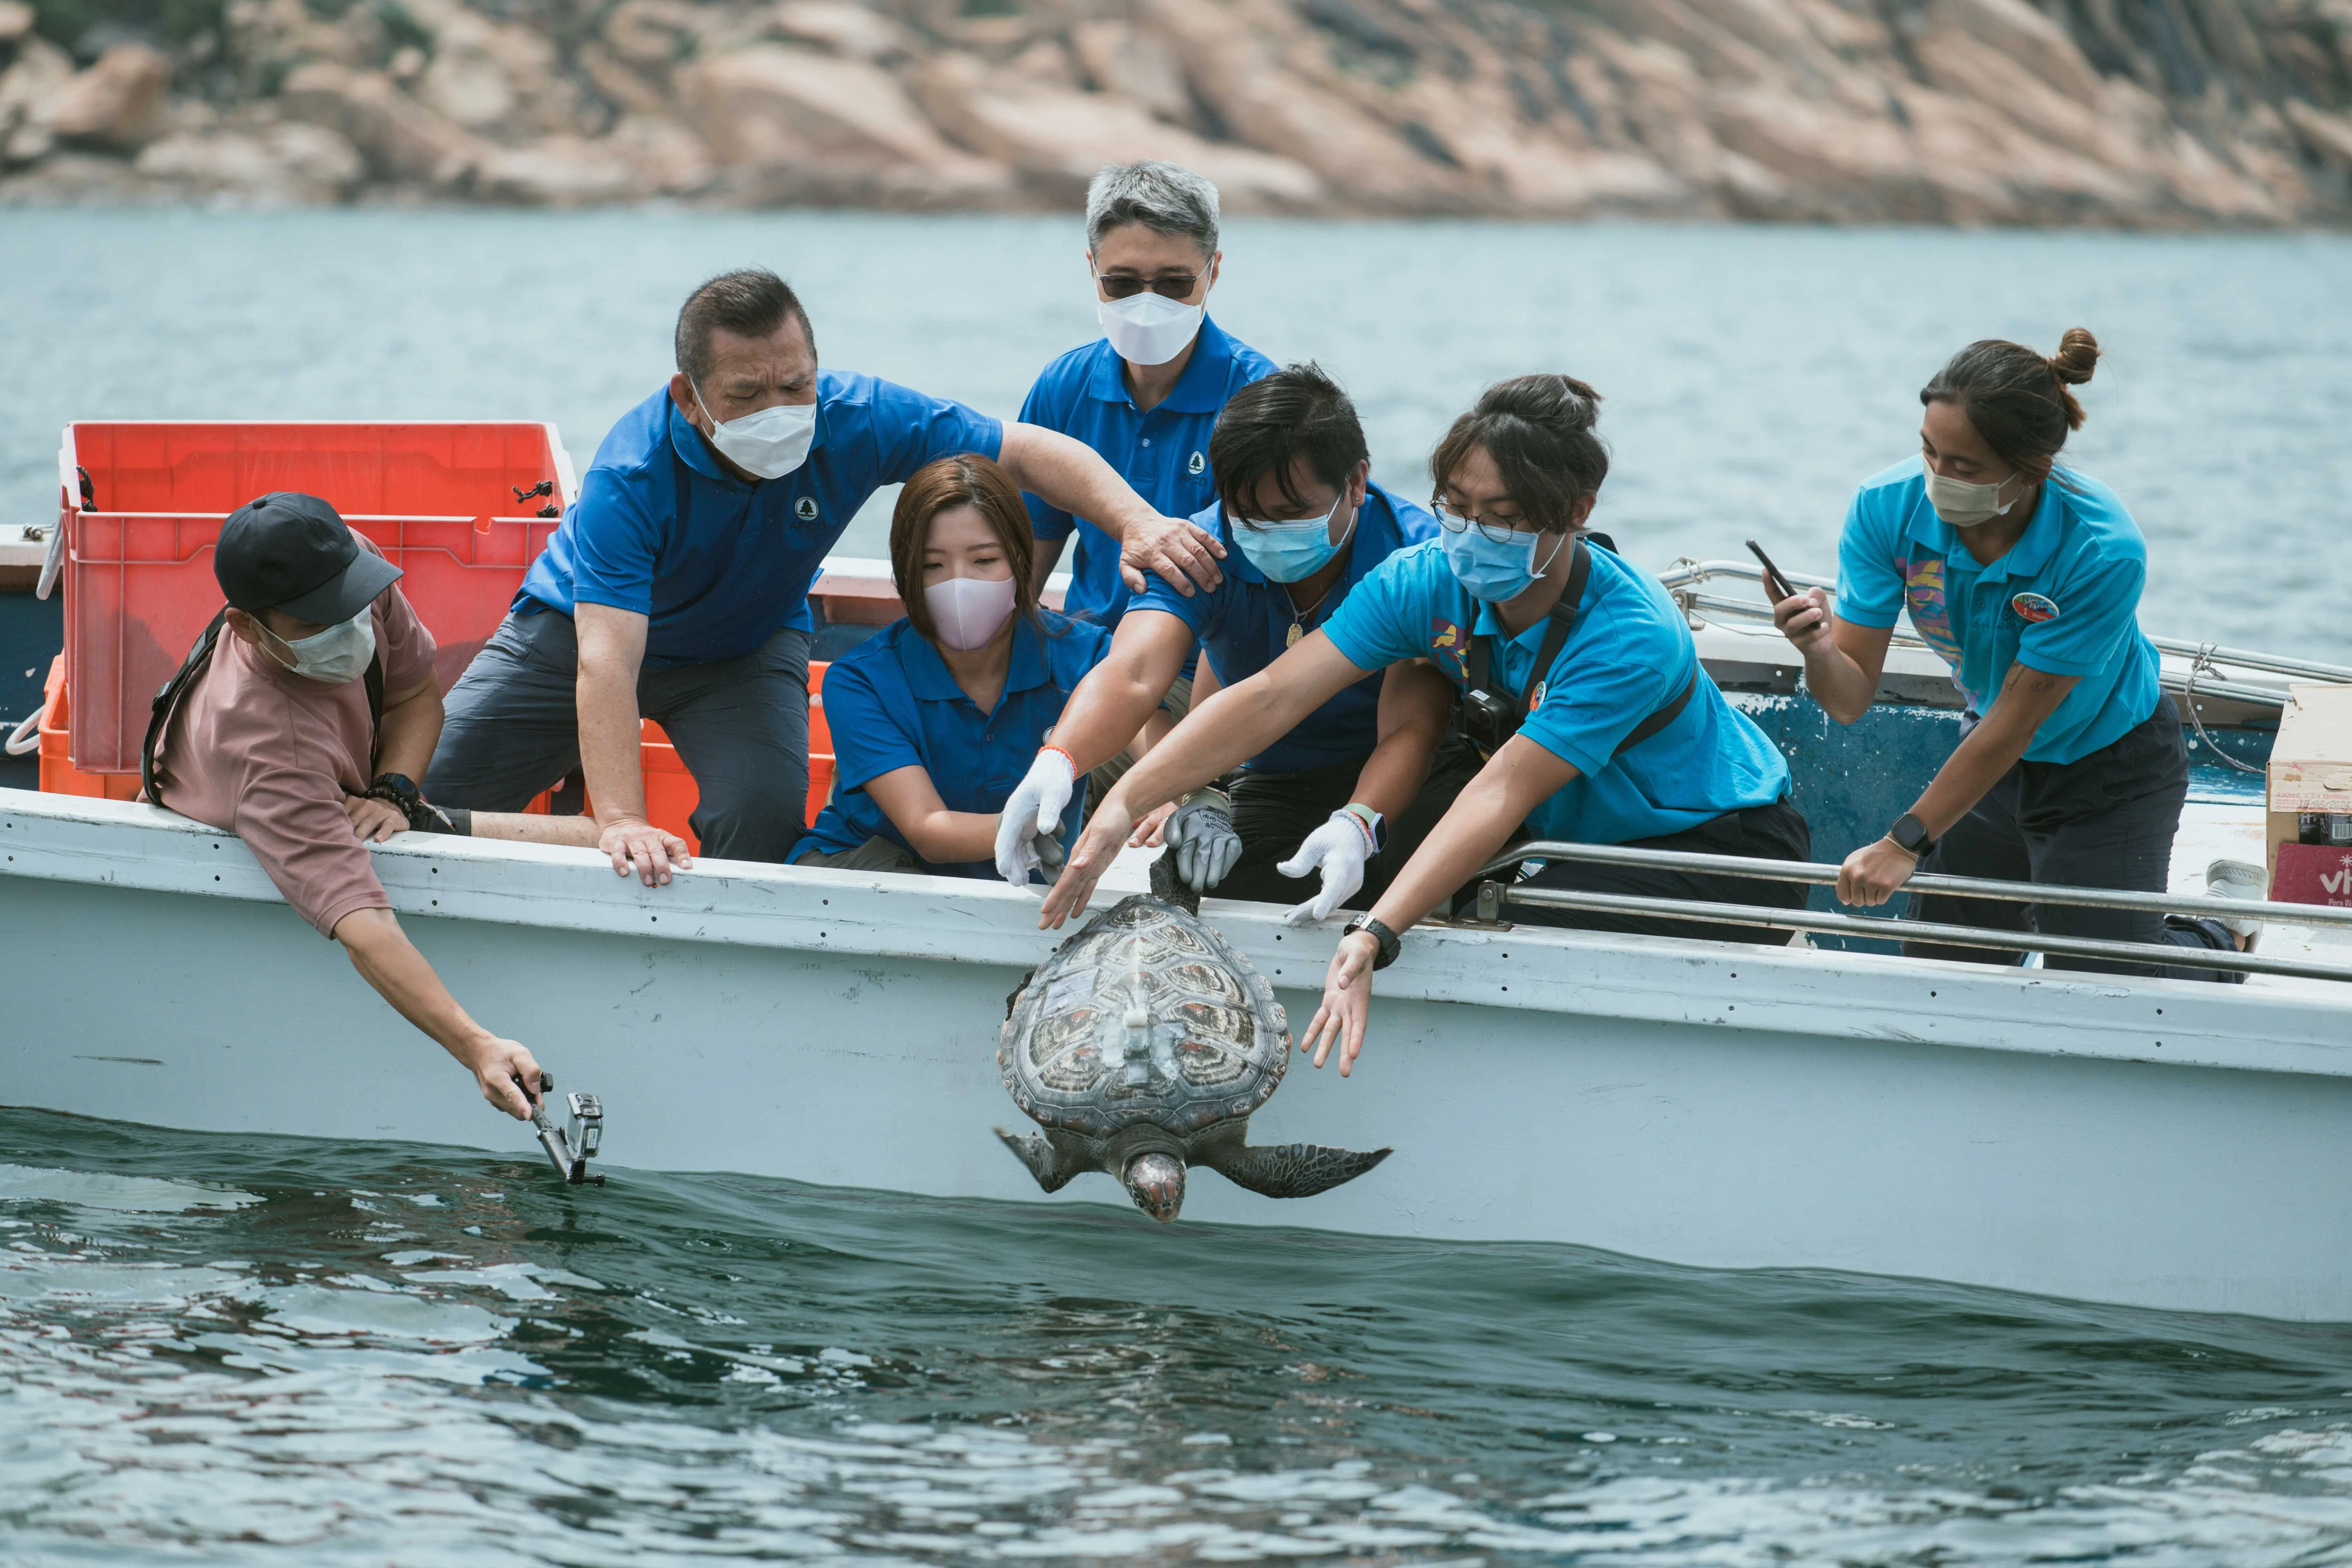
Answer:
[{"xmin": 2265, "ymin": 683, "xmax": 2352, "ymax": 906}]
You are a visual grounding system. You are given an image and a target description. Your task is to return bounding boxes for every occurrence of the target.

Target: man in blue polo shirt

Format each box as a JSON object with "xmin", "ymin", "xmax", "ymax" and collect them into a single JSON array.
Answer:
[
  {"xmin": 994, "ymin": 364, "xmax": 1473, "ymax": 923},
  {"xmin": 425, "ymin": 268, "xmax": 1216, "ymax": 884},
  {"xmin": 1019, "ymin": 160, "xmax": 1276, "ymax": 755}
]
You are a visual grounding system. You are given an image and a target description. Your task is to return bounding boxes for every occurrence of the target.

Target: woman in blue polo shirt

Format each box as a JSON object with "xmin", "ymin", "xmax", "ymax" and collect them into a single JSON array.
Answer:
[
  {"xmin": 1770, "ymin": 328, "xmax": 2237, "ymax": 977},
  {"xmin": 1039, "ymin": 376, "xmax": 1811, "ymax": 1074},
  {"xmin": 792, "ymin": 454, "xmax": 1151, "ymax": 879}
]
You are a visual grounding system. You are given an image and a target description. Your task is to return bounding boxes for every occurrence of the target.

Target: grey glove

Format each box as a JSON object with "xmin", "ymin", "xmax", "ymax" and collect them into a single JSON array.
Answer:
[{"xmin": 1165, "ymin": 787, "xmax": 1242, "ymax": 892}]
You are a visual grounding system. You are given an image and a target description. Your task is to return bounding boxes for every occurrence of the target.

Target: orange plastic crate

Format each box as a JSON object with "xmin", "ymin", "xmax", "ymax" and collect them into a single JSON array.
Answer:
[
  {"xmin": 630, "ymin": 662, "xmax": 834, "ymax": 851},
  {"xmin": 35, "ymin": 655, "xmax": 138, "ymax": 801},
  {"xmin": 61, "ymin": 421, "xmax": 569, "ymax": 773}
]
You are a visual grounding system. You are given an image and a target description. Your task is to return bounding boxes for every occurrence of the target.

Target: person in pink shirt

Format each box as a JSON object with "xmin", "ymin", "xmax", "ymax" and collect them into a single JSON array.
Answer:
[{"xmin": 148, "ymin": 492, "xmax": 597, "ymax": 1120}]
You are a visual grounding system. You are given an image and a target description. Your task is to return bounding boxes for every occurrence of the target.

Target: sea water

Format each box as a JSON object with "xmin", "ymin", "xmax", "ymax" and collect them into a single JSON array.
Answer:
[
  {"xmin": 7, "ymin": 1106, "xmax": 2352, "ymax": 1564},
  {"xmin": 2, "ymin": 208, "xmax": 2348, "ymax": 658},
  {"xmin": 7, "ymin": 211, "xmax": 2352, "ymax": 1563}
]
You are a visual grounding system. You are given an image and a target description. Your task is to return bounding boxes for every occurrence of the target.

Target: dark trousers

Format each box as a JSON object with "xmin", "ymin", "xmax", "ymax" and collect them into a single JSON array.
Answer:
[
  {"xmin": 1510, "ymin": 800, "xmax": 1814, "ymax": 945},
  {"xmin": 1903, "ymin": 696, "xmax": 2234, "ymax": 980},
  {"xmin": 1213, "ymin": 737, "xmax": 1486, "ymax": 911},
  {"xmin": 425, "ymin": 608, "xmax": 812, "ymax": 864}
]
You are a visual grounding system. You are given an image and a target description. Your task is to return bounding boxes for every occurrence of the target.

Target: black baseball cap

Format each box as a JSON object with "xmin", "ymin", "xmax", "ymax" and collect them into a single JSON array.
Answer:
[{"xmin": 214, "ymin": 492, "xmax": 401, "ymax": 624}]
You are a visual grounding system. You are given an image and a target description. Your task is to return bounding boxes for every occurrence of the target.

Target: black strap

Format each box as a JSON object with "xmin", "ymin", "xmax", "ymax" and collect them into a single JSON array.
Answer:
[
  {"xmin": 143, "ymin": 608, "xmax": 385, "ymax": 808},
  {"xmin": 1461, "ymin": 537, "xmax": 1697, "ymax": 759},
  {"xmin": 143, "ymin": 609, "xmax": 229, "ymax": 807}
]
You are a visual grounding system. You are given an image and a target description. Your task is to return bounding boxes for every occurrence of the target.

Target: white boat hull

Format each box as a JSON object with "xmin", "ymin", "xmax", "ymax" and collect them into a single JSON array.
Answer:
[{"xmin": 5, "ymin": 788, "xmax": 2350, "ymax": 1320}]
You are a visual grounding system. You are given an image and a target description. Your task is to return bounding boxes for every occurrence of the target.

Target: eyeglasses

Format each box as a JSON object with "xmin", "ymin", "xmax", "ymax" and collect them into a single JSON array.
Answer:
[
  {"xmin": 1097, "ymin": 272, "xmax": 1200, "ymax": 301},
  {"xmin": 1432, "ymin": 501, "xmax": 1545, "ymax": 545}
]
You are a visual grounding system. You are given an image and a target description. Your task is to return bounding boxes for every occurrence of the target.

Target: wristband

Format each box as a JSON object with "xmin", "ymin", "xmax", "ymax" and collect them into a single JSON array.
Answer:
[
  {"xmin": 1341, "ymin": 915, "xmax": 1402, "ymax": 970},
  {"xmin": 1039, "ymin": 744, "xmax": 1078, "ymax": 776},
  {"xmin": 1338, "ymin": 802, "xmax": 1386, "ymax": 854}
]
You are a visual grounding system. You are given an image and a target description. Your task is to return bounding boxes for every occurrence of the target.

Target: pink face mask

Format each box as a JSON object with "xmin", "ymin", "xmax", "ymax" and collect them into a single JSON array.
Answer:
[{"xmin": 924, "ymin": 575, "xmax": 1018, "ymax": 651}]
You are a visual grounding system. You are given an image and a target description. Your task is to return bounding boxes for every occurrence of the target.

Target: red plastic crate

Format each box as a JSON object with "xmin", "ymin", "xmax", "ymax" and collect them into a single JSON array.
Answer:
[{"xmin": 61, "ymin": 421, "xmax": 571, "ymax": 773}]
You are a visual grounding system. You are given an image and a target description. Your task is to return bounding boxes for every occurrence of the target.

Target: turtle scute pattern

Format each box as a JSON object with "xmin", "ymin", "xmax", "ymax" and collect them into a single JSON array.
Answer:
[{"xmin": 1000, "ymin": 894, "xmax": 1290, "ymax": 1140}]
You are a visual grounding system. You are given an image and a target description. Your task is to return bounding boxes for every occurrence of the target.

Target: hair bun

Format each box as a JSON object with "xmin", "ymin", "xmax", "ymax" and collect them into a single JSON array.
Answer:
[
  {"xmin": 1486, "ymin": 373, "xmax": 1603, "ymax": 434},
  {"xmin": 2050, "ymin": 327, "xmax": 2100, "ymax": 386}
]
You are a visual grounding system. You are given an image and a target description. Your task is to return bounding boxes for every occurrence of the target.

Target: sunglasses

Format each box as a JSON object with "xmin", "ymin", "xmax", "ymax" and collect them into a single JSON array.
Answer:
[{"xmin": 1097, "ymin": 272, "xmax": 1201, "ymax": 301}]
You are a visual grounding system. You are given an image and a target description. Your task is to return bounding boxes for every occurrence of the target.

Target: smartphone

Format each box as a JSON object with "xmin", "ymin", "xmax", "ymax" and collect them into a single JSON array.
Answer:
[{"xmin": 1746, "ymin": 539, "xmax": 1797, "ymax": 604}]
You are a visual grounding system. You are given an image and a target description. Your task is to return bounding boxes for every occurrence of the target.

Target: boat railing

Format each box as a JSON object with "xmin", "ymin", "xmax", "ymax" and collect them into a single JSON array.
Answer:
[
  {"xmin": 1657, "ymin": 559, "xmax": 2352, "ymax": 703},
  {"xmin": 1465, "ymin": 840, "xmax": 2352, "ymax": 985}
]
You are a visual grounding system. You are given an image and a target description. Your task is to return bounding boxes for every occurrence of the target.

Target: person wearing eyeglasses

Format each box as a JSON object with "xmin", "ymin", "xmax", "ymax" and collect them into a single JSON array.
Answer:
[
  {"xmin": 1016, "ymin": 161, "xmax": 1279, "ymax": 795},
  {"xmin": 1039, "ymin": 376, "xmax": 1811, "ymax": 1077},
  {"xmin": 1769, "ymin": 329, "xmax": 2245, "ymax": 978},
  {"xmin": 991, "ymin": 363, "xmax": 1471, "ymax": 921},
  {"xmin": 792, "ymin": 454, "xmax": 1166, "ymax": 878}
]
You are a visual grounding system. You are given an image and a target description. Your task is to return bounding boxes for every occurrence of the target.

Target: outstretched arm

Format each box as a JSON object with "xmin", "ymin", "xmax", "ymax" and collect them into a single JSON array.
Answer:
[
  {"xmin": 334, "ymin": 906, "xmax": 544, "ymax": 1118},
  {"xmin": 1037, "ymin": 631, "xmax": 1373, "ymax": 927},
  {"xmin": 577, "ymin": 602, "xmax": 694, "ymax": 887},
  {"xmin": 1301, "ymin": 735, "xmax": 1577, "ymax": 1077},
  {"xmin": 1840, "ymin": 659, "xmax": 2077, "ymax": 904},
  {"xmin": 998, "ymin": 422, "xmax": 1225, "ymax": 595}
]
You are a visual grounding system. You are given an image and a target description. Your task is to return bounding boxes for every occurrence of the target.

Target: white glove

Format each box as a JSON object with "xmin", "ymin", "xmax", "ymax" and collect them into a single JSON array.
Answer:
[
  {"xmin": 1278, "ymin": 808, "xmax": 1376, "ymax": 926},
  {"xmin": 1165, "ymin": 788, "xmax": 1242, "ymax": 892},
  {"xmin": 994, "ymin": 747, "xmax": 1076, "ymax": 887}
]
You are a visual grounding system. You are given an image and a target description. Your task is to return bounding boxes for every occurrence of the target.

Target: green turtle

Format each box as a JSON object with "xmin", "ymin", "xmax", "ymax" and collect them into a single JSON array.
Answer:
[{"xmin": 994, "ymin": 856, "xmax": 1391, "ymax": 1222}]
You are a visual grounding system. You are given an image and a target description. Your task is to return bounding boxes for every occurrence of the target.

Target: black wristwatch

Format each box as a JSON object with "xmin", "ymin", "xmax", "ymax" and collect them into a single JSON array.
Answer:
[
  {"xmin": 1888, "ymin": 811, "xmax": 1936, "ymax": 859},
  {"xmin": 367, "ymin": 771, "xmax": 452, "ymax": 833},
  {"xmin": 1342, "ymin": 916, "xmax": 1402, "ymax": 971}
]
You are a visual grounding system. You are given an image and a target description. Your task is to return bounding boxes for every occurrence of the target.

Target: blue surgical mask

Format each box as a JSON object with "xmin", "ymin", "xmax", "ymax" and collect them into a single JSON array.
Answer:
[
  {"xmin": 1232, "ymin": 494, "xmax": 1355, "ymax": 583},
  {"xmin": 1440, "ymin": 523, "xmax": 1566, "ymax": 601}
]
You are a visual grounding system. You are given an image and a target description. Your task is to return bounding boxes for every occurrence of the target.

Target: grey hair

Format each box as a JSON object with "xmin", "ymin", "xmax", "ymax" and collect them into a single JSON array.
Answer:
[{"xmin": 1084, "ymin": 161, "xmax": 1221, "ymax": 257}]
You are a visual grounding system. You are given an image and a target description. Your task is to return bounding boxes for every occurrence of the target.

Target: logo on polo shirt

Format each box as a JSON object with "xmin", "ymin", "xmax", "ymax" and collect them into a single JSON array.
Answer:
[
  {"xmin": 1187, "ymin": 450, "xmax": 1205, "ymax": 476},
  {"xmin": 2010, "ymin": 591, "xmax": 2060, "ymax": 623},
  {"xmin": 1529, "ymin": 680, "xmax": 1547, "ymax": 711},
  {"xmin": 795, "ymin": 496, "xmax": 819, "ymax": 523}
]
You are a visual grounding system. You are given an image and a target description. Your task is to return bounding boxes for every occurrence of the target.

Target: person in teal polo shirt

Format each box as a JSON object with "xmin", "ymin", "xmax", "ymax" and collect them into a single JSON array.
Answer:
[
  {"xmin": 793, "ymin": 454, "xmax": 1164, "ymax": 878},
  {"xmin": 991, "ymin": 364, "xmax": 1471, "ymax": 921},
  {"xmin": 1770, "ymin": 328, "xmax": 2239, "ymax": 978},
  {"xmin": 1040, "ymin": 376, "xmax": 1811, "ymax": 1076}
]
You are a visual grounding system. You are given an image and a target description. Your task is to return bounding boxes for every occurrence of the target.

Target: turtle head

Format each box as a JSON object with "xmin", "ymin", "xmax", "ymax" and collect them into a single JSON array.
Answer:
[{"xmin": 1121, "ymin": 1152, "xmax": 1187, "ymax": 1223}]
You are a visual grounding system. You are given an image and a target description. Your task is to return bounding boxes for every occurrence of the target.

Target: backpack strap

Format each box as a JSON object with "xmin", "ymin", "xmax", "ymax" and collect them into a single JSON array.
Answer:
[
  {"xmin": 1610, "ymin": 666, "xmax": 1697, "ymax": 756},
  {"xmin": 143, "ymin": 608, "xmax": 229, "ymax": 807},
  {"xmin": 143, "ymin": 608, "xmax": 389, "ymax": 806},
  {"xmin": 1467, "ymin": 537, "xmax": 1592, "ymax": 721}
]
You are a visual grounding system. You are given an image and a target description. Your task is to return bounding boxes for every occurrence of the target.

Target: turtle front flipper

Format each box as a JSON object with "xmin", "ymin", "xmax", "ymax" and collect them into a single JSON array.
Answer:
[
  {"xmin": 1204, "ymin": 1142, "xmax": 1392, "ymax": 1199},
  {"xmin": 994, "ymin": 1127, "xmax": 1086, "ymax": 1192}
]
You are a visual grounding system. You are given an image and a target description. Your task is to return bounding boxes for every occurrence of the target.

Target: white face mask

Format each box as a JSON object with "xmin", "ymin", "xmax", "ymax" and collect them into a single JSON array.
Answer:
[
  {"xmin": 265, "ymin": 606, "xmax": 375, "ymax": 684},
  {"xmin": 1097, "ymin": 290, "xmax": 1203, "ymax": 368},
  {"xmin": 693, "ymin": 383, "xmax": 817, "ymax": 480},
  {"xmin": 925, "ymin": 575, "xmax": 1018, "ymax": 652},
  {"xmin": 1924, "ymin": 468, "xmax": 2024, "ymax": 528}
]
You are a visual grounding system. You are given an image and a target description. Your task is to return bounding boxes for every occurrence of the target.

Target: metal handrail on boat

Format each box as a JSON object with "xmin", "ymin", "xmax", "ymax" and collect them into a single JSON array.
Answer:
[
  {"xmin": 1659, "ymin": 559, "xmax": 2352, "ymax": 688},
  {"xmin": 1467, "ymin": 841, "xmax": 2352, "ymax": 985}
]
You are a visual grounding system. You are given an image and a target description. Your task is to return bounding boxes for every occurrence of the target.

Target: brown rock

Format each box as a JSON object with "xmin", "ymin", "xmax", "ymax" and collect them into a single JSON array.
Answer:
[
  {"xmin": 1138, "ymin": 0, "xmax": 1466, "ymax": 211},
  {"xmin": 472, "ymin": 135, "xmax": 639, "ymax": 204},
  {"xmin": 675, "ymin": 44, "xmax": 1011, "ymax": 205},
  {"xmin": 0, "ymin": 1, "xmax": 33, "ymax": 45},
  {"xmin": 0, "ymin": 33, "xmax": 71, "ymax": 165},
  {"xmin": 1069, "ymin": 20, "xmax": 1191, "ymax": 124},
  {"xmin": 2285, "ymin": 100, "xmax": 2352, "ymax": 173},
  {"xmin": 606, "ymin": 111, "xmax": 715, "ymax": 193},
  {"xmin": 603, "ymin": 0, "xmax": 700, "ymax": 69},
  {"xmin": 50, "ymin": 42, "xmax": 170, "ymax": 149},
  {"xmin": 278, "ymin": 61, "xmax": 478, "ymax": 182},
  {"xmin": 132, "ymin": 122, "xmax": 365, "ymax": 199},
  {"xmin": 907, "ymin": 50, "xmax": 1323, "ymax": 210},
  {"xmin": 770, "ymin": 1, "xmax": 910, "ymax": 62},
  {"xmin": 1924, "ymin": 0, "xmax": 2103, "ymax": 103}
]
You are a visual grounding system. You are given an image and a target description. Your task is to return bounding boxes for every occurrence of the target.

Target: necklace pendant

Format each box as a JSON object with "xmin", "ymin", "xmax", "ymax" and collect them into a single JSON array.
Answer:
[{"xmin": 1285, "ymin": 623, "xmax": 1303, "ymax": 648}]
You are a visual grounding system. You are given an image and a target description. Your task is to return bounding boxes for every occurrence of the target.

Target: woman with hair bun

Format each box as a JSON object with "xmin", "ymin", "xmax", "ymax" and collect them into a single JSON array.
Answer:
[
  {"xmin": 791, "ymin": 453, "xmax": 1164, "ymax": 878},
  {"xmin": 1772, "ymin": 329, "xmax": 2242, "ymax": 977},
  {"xmin": 1041, "ymin": 374, "xmax": 1812, "ymax": 1074}
]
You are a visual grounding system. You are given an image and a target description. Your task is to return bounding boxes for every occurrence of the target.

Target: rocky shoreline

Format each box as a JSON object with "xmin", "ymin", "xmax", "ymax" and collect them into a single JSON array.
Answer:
[{"xmin": 2, "ymin": 0, "xmax": 2349, "ymax": 224}]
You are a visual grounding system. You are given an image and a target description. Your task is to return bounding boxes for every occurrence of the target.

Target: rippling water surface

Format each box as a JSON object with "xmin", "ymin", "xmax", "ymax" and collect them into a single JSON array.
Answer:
[{"xmin": 8, "ymin": 1106, "xmax": 2352, "ymax": 1565}]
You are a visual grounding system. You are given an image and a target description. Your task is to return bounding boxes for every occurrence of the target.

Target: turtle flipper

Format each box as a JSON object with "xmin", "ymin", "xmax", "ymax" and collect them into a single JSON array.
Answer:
[
  {"xmin": 994, "ymin": 1127, "xmax": 1085, "ymax": 1193},
  {"xmin": 1205, "ymin": 1142, "xmax": 1392, "ymax": 1199}
]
